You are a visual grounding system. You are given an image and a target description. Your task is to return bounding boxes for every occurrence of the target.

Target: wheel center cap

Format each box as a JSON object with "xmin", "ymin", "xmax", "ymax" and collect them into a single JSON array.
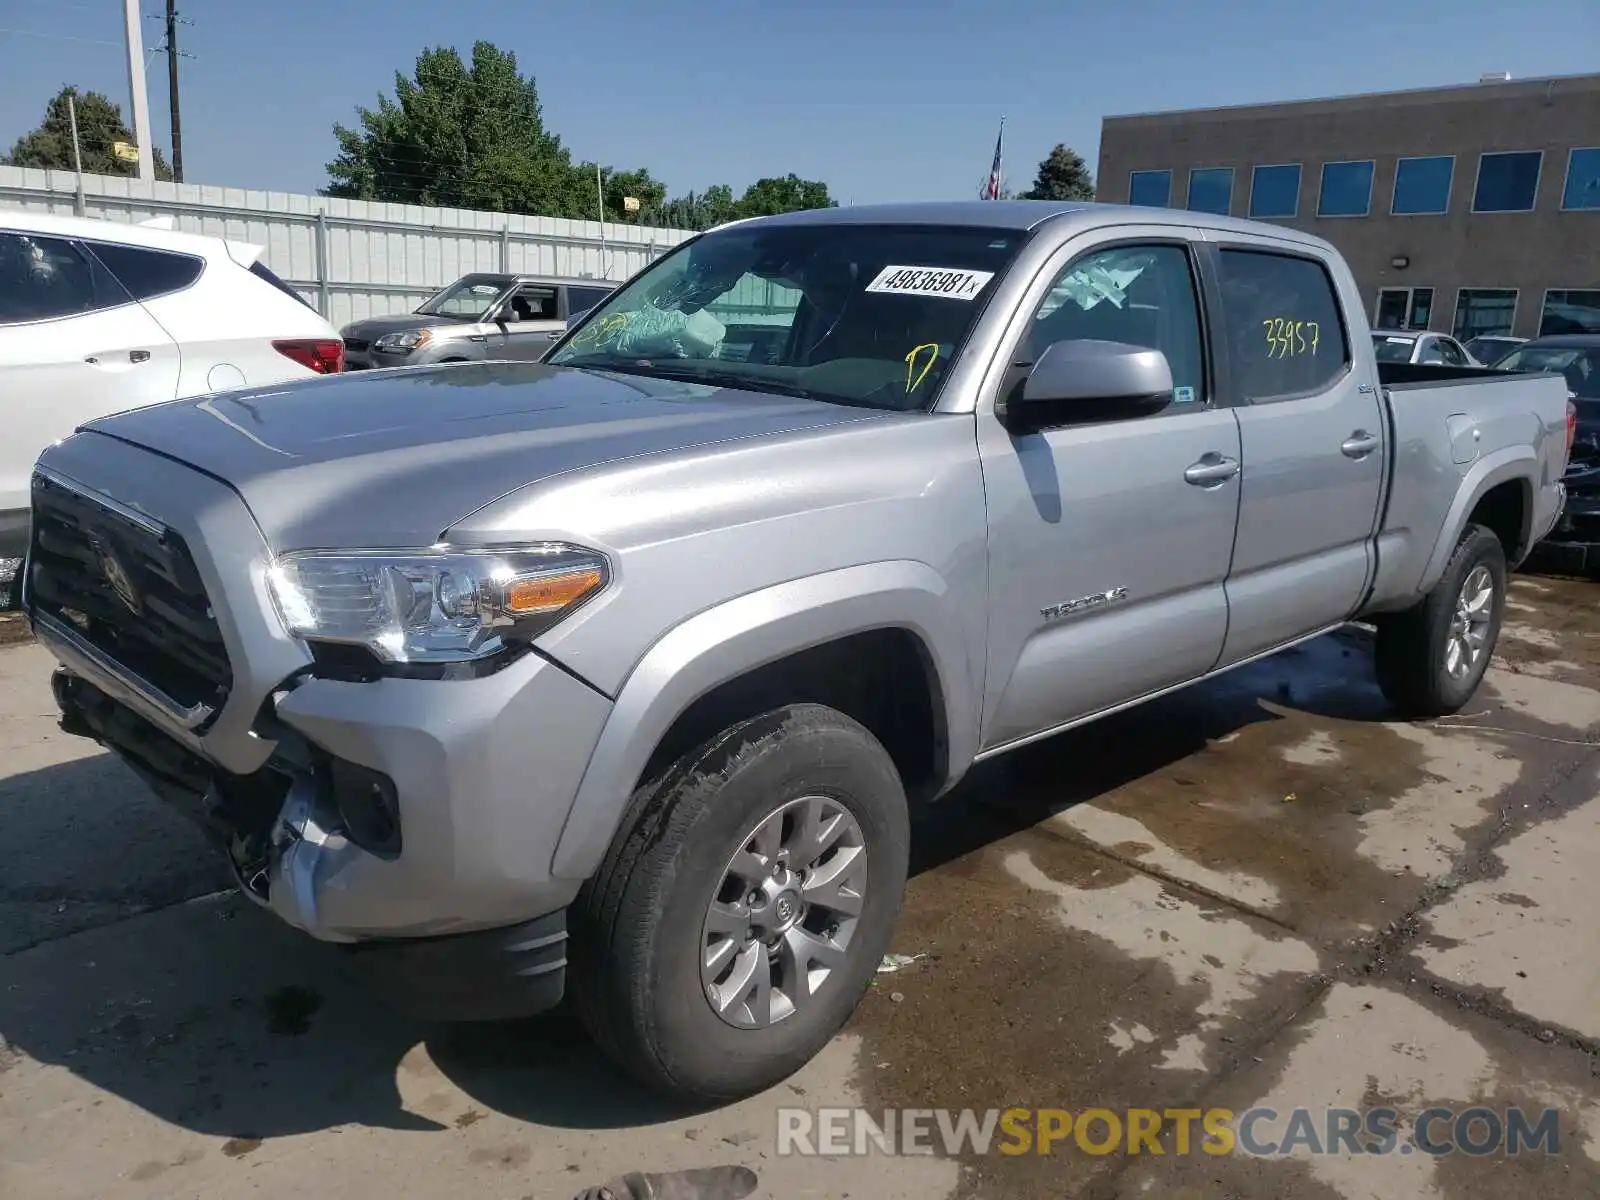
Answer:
[{"xmin": 772, "ymin": 892, "xmax": 800, "ymax": 929}]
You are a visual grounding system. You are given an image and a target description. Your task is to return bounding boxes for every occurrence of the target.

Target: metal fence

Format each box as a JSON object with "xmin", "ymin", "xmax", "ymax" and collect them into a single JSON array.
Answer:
[{"xmin": 0, "ymin": 166, "xmax": 695, "ymax": 327}]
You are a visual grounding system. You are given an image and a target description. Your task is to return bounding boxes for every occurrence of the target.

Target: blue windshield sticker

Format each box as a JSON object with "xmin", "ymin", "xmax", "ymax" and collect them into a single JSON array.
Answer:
[{"xmin": 1174, "ymin": 386, "xmax": 1197, "ymax": 404}]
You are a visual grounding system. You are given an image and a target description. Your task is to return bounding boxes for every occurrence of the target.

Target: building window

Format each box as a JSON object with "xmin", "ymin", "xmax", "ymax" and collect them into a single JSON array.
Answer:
[
  {"xmin": 1392, "ymin": 156, "xmax": 1454, "ymax": 214},
  {"xmin": 1472, "ymin": 151, "xmax": 1542, "ymax": 213},
  {"xmin": 1374, "ymin": 287, "xmax": 1433, "ymax": 331},
  {"xmin": 1561, "ymin": 148, "xmax": 1600, "ymax": 211},
  {"xmin": 1318, "ymin": 161, "xmax": 1375, "ymax": 217},
  {"xmin": 1186, "ymin": 167, "xmax": 1234, "ymax": 216},
  {"xmin": 1453, "ymin": 289, "xmax": 1518, "ymax": 339},
  {"xmin": 1128, "ymin": 170, "xmax": 1172, "ymax": 207},
  {"xmin": 1541, "ymin": 290, "xmax": 1600, "ymax": 335},
  {"xmin": 1249, "ymin": 164, "xmax": 1301, "ymax": 218}
]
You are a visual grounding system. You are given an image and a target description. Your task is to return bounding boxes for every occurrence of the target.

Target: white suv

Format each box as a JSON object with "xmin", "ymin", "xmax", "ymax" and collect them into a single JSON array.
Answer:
[{"xmin": 0, "ymin": 211, "xmax": 343, "ymax": 561}]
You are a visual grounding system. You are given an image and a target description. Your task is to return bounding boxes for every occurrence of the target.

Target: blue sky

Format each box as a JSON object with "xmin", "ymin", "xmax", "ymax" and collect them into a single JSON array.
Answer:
[{"xmin": 1, "ymin": 0, "xmax": 1595, "ymax": 207}]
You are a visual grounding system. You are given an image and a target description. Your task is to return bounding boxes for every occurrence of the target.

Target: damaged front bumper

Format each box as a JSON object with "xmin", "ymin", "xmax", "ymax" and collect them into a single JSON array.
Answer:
[{"xmin": 48, "ymin": 645, "xmax": 608, "ymax": 1022}]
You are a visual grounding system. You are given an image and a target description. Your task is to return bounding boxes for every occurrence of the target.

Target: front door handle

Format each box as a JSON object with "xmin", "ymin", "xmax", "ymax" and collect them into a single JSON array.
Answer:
[
  {"xmin": 1184, "ymin": 454, "xmax": 1240, "ymax": 487},
  {"xmin": 129, "ymin": 349, "xmax": 151, "ymax": 364},
  {"xmin": 1341, "ymin": 430, "xmax": 1381, "ymax": 458}
]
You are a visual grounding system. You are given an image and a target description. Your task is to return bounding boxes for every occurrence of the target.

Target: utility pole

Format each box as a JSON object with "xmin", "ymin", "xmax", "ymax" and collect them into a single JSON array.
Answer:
[
  {"xmin": 67, "ymin": 94, "xmax": 86, "ymax": 216},
  {"xmin": 164, "ymin": 0, "xmax": 183, "ymax": 182},
  {"xmin": 122, "ymin": 0, "xmax": 154, "ymax": 182}
]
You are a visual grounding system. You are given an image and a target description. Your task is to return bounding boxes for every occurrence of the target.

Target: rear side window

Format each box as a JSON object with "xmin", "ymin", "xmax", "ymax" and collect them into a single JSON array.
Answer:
[
  {"xmin": 85, "ymin": 241, "xmax": 203, "ymax": 301},
  {"xmin": 567, "ymin": 285, "xmax": 612, "ymax": 313},
  {"xmin": 1217, "ymin": 249, "xmax": 1351, "ymax": 401},
  {"xmin": 0, "ymin": 231, "xmax": 133, "ymax": 324},
  {"xmin": 248, "ymin": 260, "xmax": 314, "ymax": 309}
]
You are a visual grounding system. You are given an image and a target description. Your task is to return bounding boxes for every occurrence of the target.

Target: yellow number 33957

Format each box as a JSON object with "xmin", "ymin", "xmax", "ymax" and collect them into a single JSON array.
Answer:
[{"xmin": 1261, "ymin": 317, "xmax": 1320, "ymax": 359}]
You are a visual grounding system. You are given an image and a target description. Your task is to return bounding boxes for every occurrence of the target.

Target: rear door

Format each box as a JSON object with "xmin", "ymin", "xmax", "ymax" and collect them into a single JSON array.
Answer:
[
  {"xmin": 976, "ymin": 229, "xmax": 1243, "ymax": 749},
  {"xmin": 1206, "ymin": 239, "xmax": 1386, "ymax": 665},
  {"xmin": 0, "ymin": 229, "xmax": 180, "ymax": 526}
]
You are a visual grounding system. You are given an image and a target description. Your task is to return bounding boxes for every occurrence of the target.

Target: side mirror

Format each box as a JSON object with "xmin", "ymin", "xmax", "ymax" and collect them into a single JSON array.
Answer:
[{"xmin": 1002, "ymin": 339, "xmax": 1175, "ymax": 433}]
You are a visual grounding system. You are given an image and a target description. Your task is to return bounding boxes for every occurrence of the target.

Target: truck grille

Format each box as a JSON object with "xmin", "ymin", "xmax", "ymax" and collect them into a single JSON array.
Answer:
[{"xmin": 27, "ymin": 473, "xmax": 232, "ymax": 716}]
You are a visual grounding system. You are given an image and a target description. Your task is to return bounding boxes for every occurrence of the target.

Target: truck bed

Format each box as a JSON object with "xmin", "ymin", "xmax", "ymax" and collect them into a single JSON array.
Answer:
[{"xmin": 1366, "ymin": 363, "xmax": 1571, "ymax": 608}]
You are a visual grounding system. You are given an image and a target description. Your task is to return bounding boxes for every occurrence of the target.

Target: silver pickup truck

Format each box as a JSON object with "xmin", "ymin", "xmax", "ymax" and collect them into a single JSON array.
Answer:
[{"xmin": 17, "ymin": 201, "xmax": 1572, "ymax": 1104}]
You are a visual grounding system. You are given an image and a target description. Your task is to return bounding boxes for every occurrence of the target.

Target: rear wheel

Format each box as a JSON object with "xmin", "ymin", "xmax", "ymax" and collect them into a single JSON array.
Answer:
[
  {"xmin": 568, "ymin": 703, "xmax": 909, "ymax": 1102},
  {"xmin": 1375, "ymin": 522, "xmax": 1506, "ymax": 718}
]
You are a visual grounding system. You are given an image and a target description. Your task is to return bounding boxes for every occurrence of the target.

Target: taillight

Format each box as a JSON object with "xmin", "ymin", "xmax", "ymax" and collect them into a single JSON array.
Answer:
[
  {"xmin": 273, "ymin": 338, "xmax": 344, "ymax": 375},
  {"xmin": 1567, "ymin": 395, "xmax": 1578, "ymax": 456}
]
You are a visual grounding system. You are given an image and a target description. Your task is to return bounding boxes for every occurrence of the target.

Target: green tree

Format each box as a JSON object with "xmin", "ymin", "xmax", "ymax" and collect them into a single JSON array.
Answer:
[
  {"xmin": 5, "ymin": 86, "xmax": 173, "ymax": 180},
  {"xmin": 325, "ymin": 41, "xmax": 597, "ymax": 216},
  {"xmin": 732, "ymin": 174, "xmax": 836, "ymax": 218},
  {"xmin": 1019, "ymin": 144, "xmax": 1095, "ymax": 202}
]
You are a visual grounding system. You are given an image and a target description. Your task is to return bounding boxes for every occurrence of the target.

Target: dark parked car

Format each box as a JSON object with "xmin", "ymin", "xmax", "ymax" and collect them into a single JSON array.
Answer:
[
  {"xmin": 1496, "ymin": 335, "xmax": 1600, "ymax": 571},
  {"xmin": 1463, "ymin": 334, "xmax": 1525, "ymax": 367}
]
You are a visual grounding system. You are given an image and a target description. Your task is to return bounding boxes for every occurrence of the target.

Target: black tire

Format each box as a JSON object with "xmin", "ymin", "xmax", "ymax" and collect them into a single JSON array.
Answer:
[
  {"xmin": 568, "ymin": 703, "xmax": 910, "ymax": 1103},
  {"xmin": 1375, "ymin": 522, "xmax": 1507, "ymax": 718}
]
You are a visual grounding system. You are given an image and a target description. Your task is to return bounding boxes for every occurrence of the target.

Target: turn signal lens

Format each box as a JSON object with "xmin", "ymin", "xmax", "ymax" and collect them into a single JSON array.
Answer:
[
  {"xmin": 505, "ymin": 567, "xmax": 605, "ymax": 615},
  {"xmin": 1567, "ymin": 397, "xmax": 1578, "ymax": 456}
]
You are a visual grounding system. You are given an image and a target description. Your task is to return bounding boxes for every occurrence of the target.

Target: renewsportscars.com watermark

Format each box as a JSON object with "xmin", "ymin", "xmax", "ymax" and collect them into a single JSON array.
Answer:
[{"xmin": 776, "ymin": 1106, "xmax": 1564, "ymax": 1158}]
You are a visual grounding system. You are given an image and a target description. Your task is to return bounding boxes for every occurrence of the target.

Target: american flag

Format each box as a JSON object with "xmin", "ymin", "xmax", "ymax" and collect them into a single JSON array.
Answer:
[{"xmin": 984, "ymin": 117, "xmax": 1005, "ymax": 200}]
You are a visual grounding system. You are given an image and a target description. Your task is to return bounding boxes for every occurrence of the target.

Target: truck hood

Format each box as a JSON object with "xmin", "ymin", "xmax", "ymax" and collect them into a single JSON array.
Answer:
[{"xmin": 79, "ymin": 362, "xmax": 886, "ymax": 550}]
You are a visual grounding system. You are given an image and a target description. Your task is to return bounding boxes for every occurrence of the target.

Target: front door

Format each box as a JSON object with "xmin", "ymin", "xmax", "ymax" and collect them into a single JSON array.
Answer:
[
  {"xmin": 0, "ymin": 230, "xmax": 180, "ymax": 524},
  {"xmin": 1211, "ymin": 242, "xmax": 1386, "ymax": 666},
  {"xmin": 977, "ymin": 235, "xmax": 1242, "ymax": 751},
  {"xmin": 491, "ymin": 283, "xmax": 564, "ymax": 360}
]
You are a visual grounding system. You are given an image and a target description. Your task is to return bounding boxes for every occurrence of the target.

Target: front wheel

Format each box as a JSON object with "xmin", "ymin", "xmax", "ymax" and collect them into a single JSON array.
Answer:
[
  {"xmin": 1375, "ymin": 522, "xmax": 1507, "ymax": 718},
  {"xmin": 568, "ymin": 703, "xmax": 910, "ymax": 1103}
]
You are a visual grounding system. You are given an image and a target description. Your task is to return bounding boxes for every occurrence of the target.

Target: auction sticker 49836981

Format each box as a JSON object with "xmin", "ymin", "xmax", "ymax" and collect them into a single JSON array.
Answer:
[{"xmin": 865, "ymin": 265, "xmax": 996, "ymax": 300}]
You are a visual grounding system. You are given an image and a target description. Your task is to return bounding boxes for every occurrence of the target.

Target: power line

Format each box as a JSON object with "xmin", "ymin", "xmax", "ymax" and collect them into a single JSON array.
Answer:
[{"xmin": 0, "ymin": 26, "xmax": 120, "ymax": 47}]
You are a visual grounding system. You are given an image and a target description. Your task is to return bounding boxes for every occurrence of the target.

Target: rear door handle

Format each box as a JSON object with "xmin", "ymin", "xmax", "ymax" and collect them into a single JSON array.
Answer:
[
  {"xmin": 545, "ymin": 330, "xmax": 564, "ymax": 340},
  {"xmin": 1184, "ymin": 454, "xmax": 1240, "ymax": 487},
  {"xmin": 129, "ymin": 349, "xmax": 151, "ymax": 364},
  {"xmin": 1341, "ymin": 431, "xmax": 1381, "ymax": 458}
]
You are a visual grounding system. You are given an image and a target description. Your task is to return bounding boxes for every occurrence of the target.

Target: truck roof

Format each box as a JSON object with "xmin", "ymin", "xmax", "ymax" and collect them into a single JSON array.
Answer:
[{"xmin": 736, "ymin": 199, "xmax": 1339, "ymax": 255}]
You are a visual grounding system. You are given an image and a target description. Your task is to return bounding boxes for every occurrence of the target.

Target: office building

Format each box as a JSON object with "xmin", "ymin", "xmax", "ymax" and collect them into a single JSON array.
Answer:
[{"xmin": 1096, "ymin": 73, "xmax": 1600, "ymax": 340}]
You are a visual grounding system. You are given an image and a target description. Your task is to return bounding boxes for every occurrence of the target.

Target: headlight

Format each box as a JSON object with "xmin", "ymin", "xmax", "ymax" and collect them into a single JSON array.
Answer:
[
  {"xmin": 266, "ymin": 544, "xmax": 608, "ymax": 664},
  {"xmin": 374, "ymin": 329, "xmax": 431, "ymax": 352}
]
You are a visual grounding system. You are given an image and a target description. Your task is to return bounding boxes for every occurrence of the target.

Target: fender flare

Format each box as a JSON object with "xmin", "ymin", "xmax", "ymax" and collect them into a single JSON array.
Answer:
[
  {"xmin": 549, "ymin": 560, "xmax": 978, "ymax": 880},
  {"xmin": 1416, "ymin": 447, "xmax": 1535, "ymax": 593}
]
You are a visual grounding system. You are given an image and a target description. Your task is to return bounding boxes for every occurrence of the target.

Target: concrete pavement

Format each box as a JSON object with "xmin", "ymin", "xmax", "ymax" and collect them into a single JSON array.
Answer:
[{"xmin": 1, "ymin": 574, "xmax": 1597, "ymax": 1199}]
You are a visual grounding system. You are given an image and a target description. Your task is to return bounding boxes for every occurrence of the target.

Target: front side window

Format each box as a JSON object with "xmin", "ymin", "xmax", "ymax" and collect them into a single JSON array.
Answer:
[
  {"xmin": 1453, "ymin": 289, "xmax": 1518, "ymax": 339},
  {"xmin": 503, "ymin": 285, "xmax": 557, "ymax": 321},
  {"xmin": 1217, "ymin": 249, "xmax": 1350, "ymax": 400},
  {"xmin": 85, "ymin": 240, "xmax": 203, "ymax": 300},
  {"xmin": 1186, "ymin": 168, "xmax": 1234, "ymax": 216},
  {"xmin": 549, "ymin": 223, "xmax": 1025, "ymax": 411},
  {"xmin": 1473, "ymin": 151, "xmax": 1542, "ymax": 213},
  {"xmin": 416, "ymin": 275, "xmax": 513, "ymax": 319},
  {"xmin": 1022, "ymin": 243, "xmax": 1207, "ymax": 412},
  {"xmin": 0, "ymin": 231, "xmax": 131, "ymax": 324},
  {"xmin": 1541, "ymin": 290, "xmax": 1600, "ymax": 335},
  {"xmin": 1563, "ymin": 148, "xmax": 1600, "ymax": 211},
  {"xmin": 1436, "ymin": 337, "xmax": 1469, "ymax": 367},
  {"xmin": 1392, "ymin": 156, "xmax": 1454, "ymax": 214},
  {"xmin": 1128, "ymin": 170, "xmax": 1172, "ymax": 207},
  {"xmin": 1249, "ymin": 165, "xmax": 1302, "ymax": 219},
  {"xmin": 1318, "ymin": 161, "xmax": 1375, "ymax": 217}
]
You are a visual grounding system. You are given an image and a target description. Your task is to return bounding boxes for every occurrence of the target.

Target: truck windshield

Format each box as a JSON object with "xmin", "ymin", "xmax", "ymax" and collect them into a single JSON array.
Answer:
[
  {"xmin": 416, "ymin": 274, "xmax": 513, "ymax": 319},
  {"xmin": 548, "ymin": 223, "xmax": 1026, "ymax": 411}
]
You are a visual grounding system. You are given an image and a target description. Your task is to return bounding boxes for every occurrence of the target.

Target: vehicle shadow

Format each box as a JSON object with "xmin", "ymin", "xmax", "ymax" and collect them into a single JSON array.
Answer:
[{"xmin": 0, "ymin": 629, "xmax": 1394, "ymax": 1147}]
